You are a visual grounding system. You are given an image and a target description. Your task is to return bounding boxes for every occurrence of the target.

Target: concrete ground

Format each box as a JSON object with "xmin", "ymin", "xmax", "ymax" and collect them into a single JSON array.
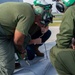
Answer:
[
  {"xmin": 13, "ymin": 26, "xmax": 59, "ymax": 75},
  {"xmin": 46, "ymin": 26, "xmax": 59, "ymax": 43}
]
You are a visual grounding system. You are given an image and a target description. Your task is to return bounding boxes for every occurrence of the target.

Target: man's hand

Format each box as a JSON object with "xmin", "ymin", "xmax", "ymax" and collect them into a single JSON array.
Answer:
[{"xmin": 20, "ymin": 50, "xmax": 27, "ymax": 59}]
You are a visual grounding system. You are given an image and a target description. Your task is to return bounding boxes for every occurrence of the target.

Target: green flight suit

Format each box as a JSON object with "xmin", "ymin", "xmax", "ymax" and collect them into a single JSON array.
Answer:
[
  {"xmin": 50, "ymin": 5, "xmax": 75, "ymax": 75},
  {"xmin": 0, "ymin": 2, "xmax": 38, "ymax": 75}
]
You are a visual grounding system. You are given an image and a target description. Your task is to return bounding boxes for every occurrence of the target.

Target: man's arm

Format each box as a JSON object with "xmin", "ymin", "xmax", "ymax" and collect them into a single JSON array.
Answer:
[{"xmin": 14, "ymin": 30, "xmax": 25, "ymax": 54}]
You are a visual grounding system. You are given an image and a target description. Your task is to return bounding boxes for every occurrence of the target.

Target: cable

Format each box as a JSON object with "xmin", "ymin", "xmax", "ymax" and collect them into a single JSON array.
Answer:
[{"xmin": 44, "ymin": 43, "xmax": 48, "ymax": 59}]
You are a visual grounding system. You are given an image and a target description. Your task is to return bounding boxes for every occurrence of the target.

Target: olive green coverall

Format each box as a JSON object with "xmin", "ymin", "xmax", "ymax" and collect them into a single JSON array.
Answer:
[
  {"xmin": 50, "ymin": 5, "xmax": 75, "ymax": 75},
  {"xmin": 0, "ymin": 2, "xmax": 38, "ymax": 75}
]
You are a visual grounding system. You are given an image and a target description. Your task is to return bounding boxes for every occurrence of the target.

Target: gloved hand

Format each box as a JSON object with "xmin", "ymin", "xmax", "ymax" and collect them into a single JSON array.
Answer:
[{"xmin": 15, "ymin": 49, "xmax": 27, "ymax": 60}]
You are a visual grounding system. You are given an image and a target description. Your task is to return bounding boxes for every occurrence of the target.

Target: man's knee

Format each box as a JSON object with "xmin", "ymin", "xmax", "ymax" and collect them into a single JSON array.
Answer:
[{"xmin": 50, "ymin": 46, "xmax": 75, "ymax": 75}]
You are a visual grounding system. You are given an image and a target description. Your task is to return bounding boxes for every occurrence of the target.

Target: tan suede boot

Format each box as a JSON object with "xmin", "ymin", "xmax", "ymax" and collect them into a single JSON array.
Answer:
[{"xmin": 34, "ymin": 46, "xmax": 44, "ymax": 57}]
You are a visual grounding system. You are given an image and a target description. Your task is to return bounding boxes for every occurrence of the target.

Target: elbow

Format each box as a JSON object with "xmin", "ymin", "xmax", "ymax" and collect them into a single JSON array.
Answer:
[
  {"xmin": 14, "ymin": 37, "xmax": 24, "ymax": 46},
  {"xmin": 14, "ymin": 38, "xmax": 20, "ymax": 45},
  {"xmin": 14, "ymin": 30, "xmax": 25, "ymax": 45}
]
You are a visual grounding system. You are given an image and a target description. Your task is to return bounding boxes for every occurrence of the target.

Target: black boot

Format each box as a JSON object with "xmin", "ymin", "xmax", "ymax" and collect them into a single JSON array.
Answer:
[{"xmin": 15, "ymin": 62, "xmax": 21, "ymax": 69}]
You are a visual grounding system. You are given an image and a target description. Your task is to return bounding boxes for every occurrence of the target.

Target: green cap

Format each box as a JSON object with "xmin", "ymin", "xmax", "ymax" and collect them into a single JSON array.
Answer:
[
  {"xmin": 62, "ymin": 0, "xmax": 75, "ymax": 7},
  {"xmin": 33, "ymin": 0, "xmax": 52, "ymax": 10},
  {"xmin": 33, "ymin": 0, "xmax": 41, "ymax": 5}
]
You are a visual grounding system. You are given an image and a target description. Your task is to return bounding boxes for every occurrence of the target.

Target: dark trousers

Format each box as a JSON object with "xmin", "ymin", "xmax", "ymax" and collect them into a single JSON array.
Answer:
[{"xmin": 26, "ymin": 30, "xmax": 51, "ymax": 60}]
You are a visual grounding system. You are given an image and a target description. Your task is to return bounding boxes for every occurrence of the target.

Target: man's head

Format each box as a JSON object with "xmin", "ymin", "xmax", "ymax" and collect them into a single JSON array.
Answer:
[{"xmin": 33, "ymin": 3, "xmax": 53, "ymax": 27}]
